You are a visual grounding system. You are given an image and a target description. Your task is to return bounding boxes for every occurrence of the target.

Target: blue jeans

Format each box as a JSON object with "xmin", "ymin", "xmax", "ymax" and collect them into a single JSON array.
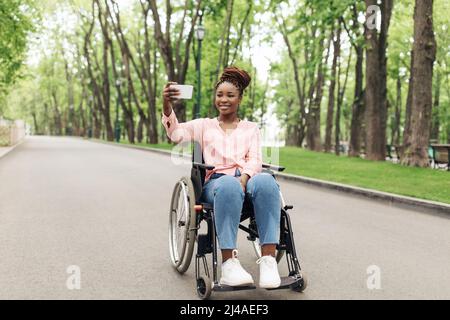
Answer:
[{"xmin": 200, "ymin": 170, "xmax": 281, "ymax": 249}]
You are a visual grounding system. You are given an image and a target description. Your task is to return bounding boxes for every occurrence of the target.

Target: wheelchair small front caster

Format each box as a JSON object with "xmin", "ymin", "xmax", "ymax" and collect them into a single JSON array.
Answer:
[
  {"xmin": 197, "ymin": 276, "xmax": 212, "ymax": 300},
  {"xmin": 291, "ymin": 273, "xmax": 308, "ymax": 293}
]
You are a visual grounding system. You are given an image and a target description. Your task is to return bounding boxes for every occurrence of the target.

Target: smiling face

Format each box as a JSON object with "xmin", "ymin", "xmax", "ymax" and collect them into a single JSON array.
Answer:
[{"xmin": 215, "ymin": 82, "xmax": 242, "ymax": 117}]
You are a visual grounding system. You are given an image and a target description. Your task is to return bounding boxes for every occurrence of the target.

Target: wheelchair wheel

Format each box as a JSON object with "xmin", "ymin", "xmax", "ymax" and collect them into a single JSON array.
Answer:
[
  {"xmin": 168, "ymin": 176, "xmax": 197, "ymax": 274},
  {"xmin": 196, "ymin": 276, "xmax": 212, "ymax": 300},
  {"xmin": 251, "ymin": 237, "xmax": 284, "ymax": 263}
]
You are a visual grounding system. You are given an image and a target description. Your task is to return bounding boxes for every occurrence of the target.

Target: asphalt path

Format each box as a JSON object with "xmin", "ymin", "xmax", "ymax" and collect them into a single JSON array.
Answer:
[{"xmin": 0, "ymin": 136, "xmax": 449, "ymax": 299}]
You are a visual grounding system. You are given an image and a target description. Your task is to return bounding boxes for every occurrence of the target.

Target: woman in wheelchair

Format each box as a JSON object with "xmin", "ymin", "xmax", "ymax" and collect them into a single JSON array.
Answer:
[{"xmin": 162, "ymin": 67, "xmax": 282, "ymax": 289}]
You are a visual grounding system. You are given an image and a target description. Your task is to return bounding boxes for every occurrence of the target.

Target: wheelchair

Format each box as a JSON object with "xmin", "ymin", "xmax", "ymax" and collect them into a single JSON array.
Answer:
[{"xmin": 168, "ymin": 142, "xmax": 307, "ymax": 299}]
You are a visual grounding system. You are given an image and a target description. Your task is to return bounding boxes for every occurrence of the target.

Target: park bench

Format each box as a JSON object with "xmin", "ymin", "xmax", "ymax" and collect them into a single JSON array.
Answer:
[
  {"xmin": 386, "ymin": 144, "xmax": 403, "ymax": 163},
  {"xmin": 430, "ymin": 144, "xmax": 450, "ymax": 171},
  {"xmin": 386, "ymin": 144, "xmax": 394, "ymax": 161}
]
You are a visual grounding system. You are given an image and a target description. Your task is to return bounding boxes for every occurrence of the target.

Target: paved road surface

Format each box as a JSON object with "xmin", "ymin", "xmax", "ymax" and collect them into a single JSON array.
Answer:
[{"xmin": 0, "ymin": 136, "xmax": 449, "ymax": 299}]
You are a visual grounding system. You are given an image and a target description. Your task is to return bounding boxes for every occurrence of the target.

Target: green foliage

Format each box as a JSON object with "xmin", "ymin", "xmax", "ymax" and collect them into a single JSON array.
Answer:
[
  {"xmin": 0, "ymin": 0, "xmax": 38, "ymax": 100},
  {"xmin": 270, "ymin": 0, "xmax": 449, "ymax": 147},
  {"xmin": 3, "ymin": 0, "xmax": 450, "ymax": 148}
]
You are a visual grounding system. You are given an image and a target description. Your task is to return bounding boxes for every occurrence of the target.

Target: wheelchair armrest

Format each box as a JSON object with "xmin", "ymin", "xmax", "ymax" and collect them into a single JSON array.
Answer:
[
  {"xmin": 262, "ymin": 163, "xmax": 285, "ymax": 172},
  {"xmin": 193, "ymin": 162, "xmax": 215, "ymax": 171}
]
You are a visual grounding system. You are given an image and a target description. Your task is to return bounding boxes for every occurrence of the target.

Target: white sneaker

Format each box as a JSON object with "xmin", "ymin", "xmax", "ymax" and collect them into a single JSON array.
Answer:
[
  {"xmin": 257, "ymin": 255, "xmax": 281, "ymax": 288},
  {"xmin": 220, "ymin": 250, "xmax": 254, "ymax": 286}
]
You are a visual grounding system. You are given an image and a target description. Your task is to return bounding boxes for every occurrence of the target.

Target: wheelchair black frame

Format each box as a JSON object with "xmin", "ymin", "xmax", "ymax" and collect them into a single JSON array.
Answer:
[{"xmin": 190, "ymin": 142, "xmax": 305, "ymax": 294}]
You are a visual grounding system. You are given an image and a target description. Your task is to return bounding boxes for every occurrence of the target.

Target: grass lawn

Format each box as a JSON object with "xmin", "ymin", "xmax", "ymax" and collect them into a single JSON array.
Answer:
[
  {"xmin": 268, "ymin": 146, "xmax": 449, "ymax": 204},
  {"xmin": 112, "ymin": 140, "xmax": 450, "ymax": 204}
]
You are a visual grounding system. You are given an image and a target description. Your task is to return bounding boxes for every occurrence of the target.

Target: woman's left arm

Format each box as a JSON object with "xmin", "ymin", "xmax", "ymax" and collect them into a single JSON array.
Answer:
[{"xmin": 241, "ymin": 125, "xmax": 262, "ymax": 190}]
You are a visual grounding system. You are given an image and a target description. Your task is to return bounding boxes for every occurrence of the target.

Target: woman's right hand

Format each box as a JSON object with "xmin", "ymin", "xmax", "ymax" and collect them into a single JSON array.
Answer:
[
  {"xmin": 162, "ymin": 82, "xmax": 181, "ymax": 101},
  {"xmin": 162, "ymin": 82, "xmax": 180, "ymax": 116}
]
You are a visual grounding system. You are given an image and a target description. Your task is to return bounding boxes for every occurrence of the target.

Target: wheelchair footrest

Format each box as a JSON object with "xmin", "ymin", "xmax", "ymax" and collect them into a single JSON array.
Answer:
[
  {"xmin": 213, "ymin": 284, "xmax": 257, "ymax": 292},
  {"xmin": 265, "ymin": 276, "xmax": 302, "ymax": 291}
]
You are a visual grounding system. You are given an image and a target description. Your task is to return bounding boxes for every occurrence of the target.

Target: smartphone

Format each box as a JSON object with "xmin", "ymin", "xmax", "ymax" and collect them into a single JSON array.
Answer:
[{"xmin": 170, "ymin": 84, "xmax": 193, "ymax": 99}]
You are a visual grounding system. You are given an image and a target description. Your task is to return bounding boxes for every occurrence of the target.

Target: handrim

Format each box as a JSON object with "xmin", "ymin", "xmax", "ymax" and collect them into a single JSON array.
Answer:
[{"xmin": 168, "ymin": 177, "xmax": 197, "ymax": 273}]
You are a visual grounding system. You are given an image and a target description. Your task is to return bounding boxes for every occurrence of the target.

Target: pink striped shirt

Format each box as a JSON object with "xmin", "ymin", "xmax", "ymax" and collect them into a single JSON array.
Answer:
[{"xmin": 162, "ymin": 110, "xmax": 262, "ymax": 180}]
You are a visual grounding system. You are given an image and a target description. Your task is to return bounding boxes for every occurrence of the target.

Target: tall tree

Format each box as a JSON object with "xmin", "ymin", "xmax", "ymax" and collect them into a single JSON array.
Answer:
[
  {"xmin": 149, "ymin": 0, "xmax": 202, "ymax": 122},
  {"xmin": 343, "ymin": 3, "xmax": 365, "ymax": 157},
  {"xmin": 95, "ymin": 0, "xmax": 114, "ymax": 141},
  {"xmin": 276, "ymin": 10, "xmax": 306, "ymax": 147},
  {"xmin": 306, "ymin": 32, "xmax": 331, "ymax": 152},
  {"xmin": 364, "ymin": 0, "xmax": 393, "ymax": 160},
  {"xmin": 401, "ymin": 0, "xmax": 436, "ymax": 167},
  {"xmin": 138, "ymin": 0, "xmax": 159, "ymax": 143},
  {"xmin": 324, "ymin": 23, "xmax": 341, "ymax": 153},
  {"xmin": 335, "ymin": 50, "xmax": 352, "ymax": 155},
  {"xmin": 61, "ymin": 46, "xmax": 76, "ymax": 136},
  {"xmin": 391, "ymin": 75, "xmax": 402, "ymax": 146},
  {"xmin": 105, "ymin": 0, "xmax": 150, "ymax": 144},
  {"xmin": 430, "ymin": 72, "xmax": 441, "ymax": 141},
  {"xmin": 81, "ymin": 1, "xmax": 106, "ymax": 139}
]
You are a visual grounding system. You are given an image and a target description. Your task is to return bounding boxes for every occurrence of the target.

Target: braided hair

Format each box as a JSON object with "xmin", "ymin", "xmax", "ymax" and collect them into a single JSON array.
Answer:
[{"xmin": 215, "ymin": 66, "xmax": 251, "ymax": 97}]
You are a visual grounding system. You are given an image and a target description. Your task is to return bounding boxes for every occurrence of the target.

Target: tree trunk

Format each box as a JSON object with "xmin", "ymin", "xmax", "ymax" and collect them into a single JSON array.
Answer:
[
  {"xmin": 348, "ymin": 46, "xmax": 365, "ymax": 157},
  {"xmin": 430, "ymin": 72, "xmax": 441, "ymax": 141},
  {"xmin": 32, "ymin": 112, "xmax": 39, "ymax": 135},
  {"xmin": 335, "ymin": 50, "xmax": 352, "ymax": 155},
  {"xmin": 229, "ymin": 2, "xmax": 252, "ymax": 66},
  {"xmin": 402, "ymin": 49, "xmax": 415, "ymax": 158},
  {"xmin": 43, "ymin": 103, "xmax": 50, "ymax": 135},
  {"xmin": 148, "ymin": 40, "xmax": 159, "ymax": 143},
  {"xmin": 82, "ymin": 3, "xmax": 102, "ymax": 139},
  {"xmin": 324, "ymin": 24, "xmax": 340, "ymax": 153},
  {"xmin": 107, "ymin": 0, "xmax": 152, "ymax": 144},
  {"xmin": 445, "ymin": 72, "xmax": 450, "ymax": 143},
  {"xmin": 126, "ymin": 116, "xmax": 135, "ymax": 143},
  {"xmin": 285, "ymin": 100, "xmax": 298, "ymax": 146},
  {"xmin": 92, "ymin": 102, "xmax": 102, "ymax": 139},
  {"xmin": 401, "ymin": 0, "xmax": 436, "ymax": 167},
  {"xmin": 62, "ymin": 47, "xmax": 75, "ymax": 136},
  {"xmin": 74, "ymin": 42, "xmax": 88, "ymax": 137},
  {"xmin": 346, "ymin": 4, "xmax": 365, "ymax": 157},
  {"xmin": 140, "ymin": 1, "xmax": 159, "ymax": 144},
  {"xmin": 137, "ymin": 117, "xmax": 144, "ymax": 143},
  {"xmin": 83, "ymin": 0, "xmax": 113, "ymax": 141},
  {"xmin": 247, "ymin": 66, "xmax": 257, "ymax": 122},
  {"xmin": 223, "ymin": 0, "xmax": 235, "ymax": 68},
  {"xmin": 149, "ymin": 0, "xmax": 202, "ymax": 122},
  {"xmin": 95, "ymin": 0, "xmax": 114, "ymax": 141},
  {"xmin": 392, "ymin": 75, "xmax": 402, "ymax": 146},
  {"xmin": 364, "ymin": 0, "xmax": 393, "ymax": 161},
  {"xmin": 278, "ymin": 13, "xmax": 305, "ymax": 147},
  {"xmin": 306, "ymin": 31, "xmax": 331, "ymax": 152},
  {"xmin": 210, "ymin": 0, "xmax": 235, "ymax": 116},
  {"xmin": 51, "ymin": 91, "xmax": 63, "ymax": 135},
  {"xmin": 78, "ymin": 86, "xmax": 88, "ymax": 137},
  {"xmin": 107, "ymin": 23, "xmax": 134, "ymax": 144}
]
